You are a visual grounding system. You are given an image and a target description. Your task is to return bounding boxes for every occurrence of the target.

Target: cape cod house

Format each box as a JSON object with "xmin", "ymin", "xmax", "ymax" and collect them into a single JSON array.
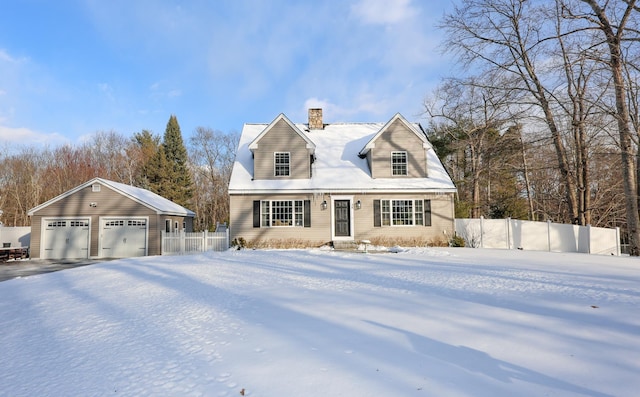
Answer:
[
  {"xmin": 228, "ymin": 109, "xmax": 457, "ymax": 247},
  {"xmin": 28, "ymin": 178, "xmax": 195, "ymax": 259}
]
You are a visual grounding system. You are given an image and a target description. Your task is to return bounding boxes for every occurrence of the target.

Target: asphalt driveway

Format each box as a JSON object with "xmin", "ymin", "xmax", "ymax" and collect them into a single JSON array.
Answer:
[{"xmin": 0, "ymin": 259, "xmax": 109, "ymax": 282}]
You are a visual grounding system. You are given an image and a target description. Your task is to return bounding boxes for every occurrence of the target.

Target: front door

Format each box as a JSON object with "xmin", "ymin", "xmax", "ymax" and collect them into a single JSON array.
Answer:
[{"xmin": 334, "ymin": 200, "xmax": 351, "ymax": 237}]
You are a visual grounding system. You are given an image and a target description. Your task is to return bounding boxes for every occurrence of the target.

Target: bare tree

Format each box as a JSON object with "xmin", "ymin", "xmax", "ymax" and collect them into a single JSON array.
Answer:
[
  {"xmin": 189, "ymin": 127, "xmax": 239, "ymax": 231},
  {"xmin": 0, "ymin": 147, "xmax": 48, "ymax": 226},
  {"xmin": 425, "ymin": 75, "xmax": 524, "ymax": 218},
  {"xmin": 565, "ymin": 0, "xmax": 640, "ymax": 254},
  {"xmin": 441, "ymin": 0, "xmax": 580, "ymax": 222}
]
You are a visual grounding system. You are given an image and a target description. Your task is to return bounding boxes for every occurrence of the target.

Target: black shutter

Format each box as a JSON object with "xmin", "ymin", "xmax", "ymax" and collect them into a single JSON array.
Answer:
[
  {"xmin": 424, "ymin": 199, "xmax": 432, "ymax": 226},
  {"xmin": 374, "ymin": 200, "xmax": 381, "ymax": 227},
  {"xmin": 304, "ymin": 200, "xmax": 311, "ymax": 227},
  {"xmin": 253, "ymin": 201, "xmax": 261, "ymax": 228}
]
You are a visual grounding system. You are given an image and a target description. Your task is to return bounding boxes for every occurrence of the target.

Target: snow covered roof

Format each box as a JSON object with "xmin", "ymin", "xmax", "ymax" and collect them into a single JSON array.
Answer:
[
  {"xmin": 359, "ymin": 113, "xmax": 431, "ymax": 157},
  {"xmin": 229, "ymin": 115, "xmax": 456, "ymax": 194},
  {"xmin": 28, "ymin": 177, "xmax": 196, "ymax": 217},
  {"xmin": 248, "ymin": 113, "xmax": 316, "ymax": 154}
]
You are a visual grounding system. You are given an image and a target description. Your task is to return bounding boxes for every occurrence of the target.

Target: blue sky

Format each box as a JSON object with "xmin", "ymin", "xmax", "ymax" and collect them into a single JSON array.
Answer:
[{"xmin": 0, "ymin": 0, "xmax": 455, "ymax": 146}]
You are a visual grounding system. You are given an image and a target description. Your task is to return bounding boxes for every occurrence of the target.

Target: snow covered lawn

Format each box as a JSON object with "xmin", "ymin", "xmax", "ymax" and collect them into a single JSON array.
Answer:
[{"xmin": 1, "ymin": 248, "xmax": 638, "ymax": 397}]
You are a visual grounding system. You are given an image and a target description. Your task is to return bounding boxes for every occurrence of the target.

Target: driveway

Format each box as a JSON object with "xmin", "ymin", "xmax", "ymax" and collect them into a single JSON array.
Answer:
[{"xmin": 0, "ymin": 259, "xmax": 110, "ymax": 282}]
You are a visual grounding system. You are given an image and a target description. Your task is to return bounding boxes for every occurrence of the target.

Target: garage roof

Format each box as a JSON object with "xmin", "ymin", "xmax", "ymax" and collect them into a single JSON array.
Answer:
[{"xmin": 28, "ymin": 177, "xmax": 196, "ymax": 217}]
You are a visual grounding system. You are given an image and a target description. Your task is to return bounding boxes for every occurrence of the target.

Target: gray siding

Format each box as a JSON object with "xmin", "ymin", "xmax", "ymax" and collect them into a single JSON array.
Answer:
[
  {"xmin": 230, "ymin": 192, "xmax": 455, "ymax": 245},
  {"xmin": 30, "ymin": 184, "xmax": 192, "ymax": 258},
  {"xmin": 30, "ymin": 220, "xmax": 42, "ymax": 259},
  {"xmin": 252, "ymin": 119, "xmax": 311, "ymax": 180},
  {"xmin": 370, "ymin": 119, "xmax": 428, "ymax": 179},
  {"xmin": 353, "ymin": 193, "xmax": 455, "ymax": 241},
  {"xmin": 230, "ymin": 194, "xmax": 331, "ymax": 244}
]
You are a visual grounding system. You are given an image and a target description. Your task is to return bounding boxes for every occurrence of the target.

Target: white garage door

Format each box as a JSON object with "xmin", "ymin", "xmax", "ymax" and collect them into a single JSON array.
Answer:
[
  {"xmin": 43, "ymin": 219, "xmax": 90, "ymax": 259},
  {"xmin": 101, "ymin": 218, "xmax": 148, "ymax": 258}
]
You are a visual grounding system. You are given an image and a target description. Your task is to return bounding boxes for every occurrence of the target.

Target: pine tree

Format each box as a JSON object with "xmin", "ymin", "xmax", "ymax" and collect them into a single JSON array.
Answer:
[
  {"xmin": 161, "ymin": 115, "xmax": 193, "ymax": 207},
  {"xmin": 146, "ymin": 144, "xmax": 172, "ymax": 198},
  {"xmin": 133, "ymin": 130, "xmax": 161, "ymax": 189}
]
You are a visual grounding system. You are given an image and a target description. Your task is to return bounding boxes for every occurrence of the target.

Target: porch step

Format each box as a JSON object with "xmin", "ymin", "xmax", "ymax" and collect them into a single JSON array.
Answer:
[{"xmin": 332, "ymin": 240, "xmax": 360, "ymax": 251}]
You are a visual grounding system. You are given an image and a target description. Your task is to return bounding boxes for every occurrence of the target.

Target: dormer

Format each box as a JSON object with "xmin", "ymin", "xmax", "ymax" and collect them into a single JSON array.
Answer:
[
  {"xmin": 248, "ymin": 113, "xmax": 316, "ymax": 180},
  {"xmin": 358, "ymin": 113, "xmax": 432, "ymax": 179}
]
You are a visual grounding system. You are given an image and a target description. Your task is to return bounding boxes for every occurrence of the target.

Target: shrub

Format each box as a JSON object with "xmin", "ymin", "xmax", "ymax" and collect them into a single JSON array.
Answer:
[
  {"xmin": 367, "ymin": 236, "xmax": 449, "ymax": 248},
  {"xmin": 450, "ymin": 235, "xmax": 466, "ymax": 247},
  {"xmin": 244, "ymin": 239, "xmax": 327, "ymax": 249},
  {"xmin": 231, "ymin": 237, "xmax": 247, "ymax": 249}
]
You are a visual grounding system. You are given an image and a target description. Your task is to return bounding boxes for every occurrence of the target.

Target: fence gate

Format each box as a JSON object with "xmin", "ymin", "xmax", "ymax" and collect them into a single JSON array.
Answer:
[{"xmin": 161, "ymin": 229, "xmax": 230, "ymax": 255}]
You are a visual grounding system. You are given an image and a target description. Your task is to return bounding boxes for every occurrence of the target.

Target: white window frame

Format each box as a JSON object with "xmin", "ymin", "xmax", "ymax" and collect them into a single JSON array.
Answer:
[
  {"xmin": 391, "ymin": 151, "xmax": 408, "ymax": 176},
  {"xmin": 380, "ymin": 199, "xmax": 424, "ymax": 226},
  {"xmin": 274, "ymin": 152, "xmax": 291, "ymax": 177},
  {"xmin": 260, "ymin": 200, "xmax": 304, "ymax": 227}
]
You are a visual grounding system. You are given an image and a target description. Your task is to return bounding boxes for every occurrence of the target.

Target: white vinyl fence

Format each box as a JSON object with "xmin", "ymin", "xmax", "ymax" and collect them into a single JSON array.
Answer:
[
  {"xmin": 455, "ymin": 217, "xmax": 620, "ymax": 256},
  {"xmin": 0, "ymin": 226, "xmax": 31, "ymax": 248},
  {"xmin": 161, "ymin": 229, "xmax": 230, "ymax": 255}
]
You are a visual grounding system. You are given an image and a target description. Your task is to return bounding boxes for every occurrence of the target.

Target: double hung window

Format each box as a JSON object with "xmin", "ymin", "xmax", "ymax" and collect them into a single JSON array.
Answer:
[
  {"xmin": 260, "ymin": 200, "xmax": 305, "ymax": 227},
  {"xmin": 377, "ymin": 199, "xmax": 431, "ymax": 226},
  {"xmin": 392, "ymin": 151, "xmax": 408, "ymax": 176},
  {"xmin": 274, "ymin": 152, "xmax": 290, "ymax": 176}
]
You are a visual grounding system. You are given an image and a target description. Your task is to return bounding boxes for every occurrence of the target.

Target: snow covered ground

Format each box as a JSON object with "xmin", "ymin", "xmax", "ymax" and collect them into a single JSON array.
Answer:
[{"xmin": 1, "ymin": 247, "xmax": 638, "ymax": 397}]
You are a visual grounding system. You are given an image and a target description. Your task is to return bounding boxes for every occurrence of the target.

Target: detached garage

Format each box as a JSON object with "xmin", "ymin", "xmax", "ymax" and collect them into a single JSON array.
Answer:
[{"xmin": 28, "ymin": 178, "xmax": 195, "ymax": 260}]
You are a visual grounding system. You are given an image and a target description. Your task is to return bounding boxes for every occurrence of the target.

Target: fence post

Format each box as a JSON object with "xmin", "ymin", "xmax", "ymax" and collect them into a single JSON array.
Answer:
[
  {"xmin": 547, "ymin": 220, "xmax": 551, "ymax": 252},
  {"xmin": 161, "ymin": 230, "xmax": 165, "ymax": 255},
  {"xmin": 506, "ymin": 217, "xmax": 511, "ymax": 250},
  {"xmin": 480, "ymin": 216, "xmax": 484, "ymax": 248},
  {"xmin": 180, "ymin": 231, "xmax": 185, "ymax": 254},
  {"xmin": 587, "ymin": 224, "xmax": 591, "ymax": 254},
  {"xmin": 203, "ymin": 230, "xmax": 208, "ymax": 252},
  {"xmin": 616, "ymin": 227, "xmax": 621, "ymax": 256}
]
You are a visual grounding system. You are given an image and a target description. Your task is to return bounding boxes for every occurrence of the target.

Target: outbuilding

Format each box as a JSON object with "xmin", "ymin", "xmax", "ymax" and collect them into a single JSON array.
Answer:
[{"xmin": 27, "ymin": 178, "xmax": 195, "ymax": 259}]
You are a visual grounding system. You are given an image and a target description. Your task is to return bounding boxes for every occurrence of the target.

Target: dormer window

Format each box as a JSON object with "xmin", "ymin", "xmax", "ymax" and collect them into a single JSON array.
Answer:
[
  {"xmin": 392, "ymin": 151, "xmax": 407, "ymax": 176},
  {"xmin": 275, "ymin": 152, "xmax": 290, "ymax": 176}
]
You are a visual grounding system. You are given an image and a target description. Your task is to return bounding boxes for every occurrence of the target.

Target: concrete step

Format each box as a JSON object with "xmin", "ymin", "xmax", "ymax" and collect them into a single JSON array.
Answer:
[{"xmin": 332, "ymin": 240, "xmax": 359, "ymax": 251}]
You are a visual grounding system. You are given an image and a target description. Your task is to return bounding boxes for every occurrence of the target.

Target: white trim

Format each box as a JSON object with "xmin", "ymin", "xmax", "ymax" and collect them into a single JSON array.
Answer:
[
  {"xmin": 391, "ymin": 151, "xmax": 408, "ymax": 176},
  {"xmin": 274, "ymin": 151, "xmax": 291, "ymax": 177},
  {"xmin": 248, "ymin": 113, "xmax": 316, "ymax": 154},
  {"xmin": 379, "ymin": 198, "xmax": 424, "ymax": 227},
  {"xmin": 28, "ymin": 177, "xmax": 195, "ymax": 217},
  {"xmin": 330, "ymin": 195, "xmax": 355, "ymax": 241},
  {"xmin": 230, "ymin": 188, "xmax": 457, "ymax": 195},
  {"xmin": 40, "ymin": 217, "xmax": 91, "ymax": 259},
  {"xmin": 359, "ymin": 113, "xmax": 431, "ymax": 157}
]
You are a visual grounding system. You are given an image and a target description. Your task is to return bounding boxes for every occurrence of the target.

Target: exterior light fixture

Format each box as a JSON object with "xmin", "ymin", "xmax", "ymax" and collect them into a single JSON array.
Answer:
[
  {"xmin": 321, "ymin": 200, "xmax": 328, "ymax": 210},
  {"xmin": 356, "ymin": 200, "xmax": 361, "ymax": 210},
  {"xmin": 89, "ymin": 202, "xmax": 98, "ymax": 207}
]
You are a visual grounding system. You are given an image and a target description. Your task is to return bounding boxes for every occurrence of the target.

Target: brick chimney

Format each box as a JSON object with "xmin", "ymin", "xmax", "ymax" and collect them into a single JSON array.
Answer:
[{"xmin": 308, "ymin": 108, "xmax": 323, "ymax": 130}]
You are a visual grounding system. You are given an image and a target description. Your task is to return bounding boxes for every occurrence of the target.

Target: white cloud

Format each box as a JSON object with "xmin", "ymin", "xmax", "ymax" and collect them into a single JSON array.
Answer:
[
  {"xmin": 351, "ymin": 0, "xmax": 418, "ymax": 25},
  {"xmin": 0, "ymin": 48, "xmax": 25, "ymax": 64},
  {"xmin": 0, "ymin": 125, "xmax": 68, "ymax": 146}
]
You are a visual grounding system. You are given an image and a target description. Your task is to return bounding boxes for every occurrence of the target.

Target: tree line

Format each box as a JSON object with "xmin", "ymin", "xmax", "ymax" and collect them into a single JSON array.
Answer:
[
  {"xmin": 427, "ymin": 0, "xmax": 639, "ymax": 254},
  {"xmin": 1, "ymin": 0, "xmax": 638, "ymax": 254},
  {"xmin": 0, "ymin": 115, "xmax": 238, "ymax": 232}
]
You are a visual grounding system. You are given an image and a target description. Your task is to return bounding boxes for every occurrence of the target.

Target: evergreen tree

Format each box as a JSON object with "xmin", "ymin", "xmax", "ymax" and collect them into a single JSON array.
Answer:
[
  {"xmin": 146, "ymin": 144, "xmax": 172, "ymax": 198},
  {"xmin": 161, "ymin": 115, "xmax": 193, "ymax": 207},
  {"xmin": 132, "ymin": 130, "xmax": 161, "ymax": 189}
]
